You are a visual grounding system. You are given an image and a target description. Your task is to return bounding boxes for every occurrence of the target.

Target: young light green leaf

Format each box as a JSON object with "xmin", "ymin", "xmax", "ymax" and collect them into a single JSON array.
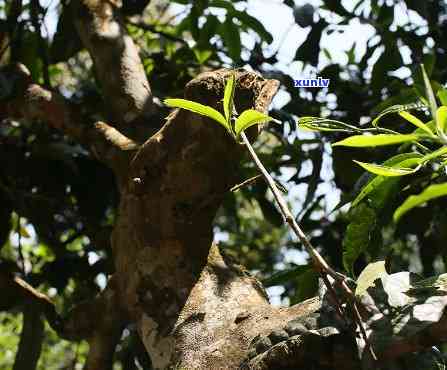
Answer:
[
  {"xmin": 352, "ymin": 153, "xmax": 423, "ymax": 207},
  {"xmin": 164, "ymin": 98, "xmax": 229, "ymax": 131},
  {"xmin": 353, "ymin": 160, "xmax": 421, "ymax": 177},
  {"xmin": 223, "ymin": 74, "xmax": 236, "ymax": 126},
  {"xmin": 421, "ymin": 64, "xmax": 440, "ymax": 136},
  {"xmin": 372, "ymin": 101, "xmax": 426, "ymax": 127},
  {"xmin": 234, "ymin": 109, "xmax": 279, "ymax": 136},
  {"xmin": 332, "ymin": 134, "xmax": 420, "ymax": 147},
  {"xmin": 437, "ymin": 88, "xmax": 447, "ymax": 106},
  {"xmin": 355, "ymin": 260, "xmax": 388, "ymax": 297},
  {"xmin": 298, "ymin": 117, "xmax": 360, "ymax": 133},
  {"xmin": 399, "ymin": 111, "xmax": 434, "ymax": 136},
  {"xmin": 411, "ymin": 119, "xmax": 436, "ymax": 136},
  {"xmin": 394, "ymin": 182, "xmax": 447, "ymax": 222},
  {"xmin": 436, "ymin": 106, "xmax": 447, "ymax": 134},
  {"xmin": 421, "ymin": 145, "xmax": 447, "ymax": 162}
]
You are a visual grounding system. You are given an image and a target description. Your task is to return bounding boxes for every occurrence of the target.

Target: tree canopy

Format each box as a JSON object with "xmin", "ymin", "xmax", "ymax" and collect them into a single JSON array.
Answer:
[{"xmin": 1, "ymin": 0, "xmax": 447, "ymax": 369}]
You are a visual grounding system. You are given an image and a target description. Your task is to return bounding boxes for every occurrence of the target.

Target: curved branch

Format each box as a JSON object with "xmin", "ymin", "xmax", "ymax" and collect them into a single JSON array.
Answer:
[
  {"xmin": 0, "ymin": 63, "xmax": 139, "ymax": 165},
  {"xmin": 71, "ymin": 0, "xmax": 155, "ymax": 124},
  {"xmin": 0, "ymin": 63, "xmax": 84, "ymax": 140}
]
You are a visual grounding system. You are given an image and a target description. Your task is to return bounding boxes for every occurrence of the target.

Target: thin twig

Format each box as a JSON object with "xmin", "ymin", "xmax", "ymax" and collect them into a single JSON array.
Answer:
[
  {"xmin": 230, "ymin": 175, "xmax": 262, "ymax": 192},
  {"xmin": 240, "ymin": 131, "xmax": 343, "ymax": 281},
  {"xmin": 240, "ymin": 130, "xmax": 378, "ymax": 361}
]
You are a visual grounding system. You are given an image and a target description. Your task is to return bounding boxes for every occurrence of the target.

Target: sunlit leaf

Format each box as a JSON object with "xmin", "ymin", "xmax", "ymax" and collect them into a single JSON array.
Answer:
[
  {"xmin": 356, "ymin": 260, "xmax": 388, "ymax": 297},
  {"xmin": 436, "ymin": 106, "xmax": 447, "ymax": 134},
  {"xmin": 421, "ymin": 64, "xmax": 440, "ymax": 135},
  {"xmin": 164, "ymin": 98, "xmax": 229, "ymax": 131},
  {"xmin": 298, "ymin": 116, "xmax": 360, "ymax": 133},
  {"xmin": 19, "ymin": 226, "xmax": 30, "ymax": 238},
  {"xmin": 333, "ymin": 134, "xmax": 421, "ymax": 147},
  {"xmin": 421, "ymin": 145, "xmax": 447, "ymax": 162},
  {"xmin": 399, "ymin": 111, "xmax": 434, "ymax": 136},
  {"xmin": 234, "ymin": 109, "xmax": 279, "ymax": 136},
  {"xmin": 372, "ymin": 101, "xmax": 426, "ymax": 127},
  {"xmin": 437, "ymin": 88, "xmax": 447, "ymax": 106},
  {"xmin": 353, "ymin": 160, "xmax": 421, "ymax": 177},
  {"xmin": 223, "ymin": 74, "xmax": 236, "ymax": 127},
  {"xmin": 352, "ymin": 153, "xmax": 423, "ymax": 207},
  {"xmin": 394, "ymin": 182, "xmax": 447, "ymax": 222}
]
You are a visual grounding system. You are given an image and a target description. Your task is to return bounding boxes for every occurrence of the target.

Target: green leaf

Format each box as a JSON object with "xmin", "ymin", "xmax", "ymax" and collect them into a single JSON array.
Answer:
[
  {"xmin": 421, "ymin": 145, "xmax": 447, "ymax": 162},
  {"xmin": 346, "ymin": 41, "xmax": 356, "ymax": 64},
  {"xmin": 353, "ymin": 160, "xmax": 421, "ymax": 177},
  {"xmin": 355, "ymin": 260, "xmax": 388, "ymax": 297},
  {"xmin": 352, "ymin": 153, "xmax": 423, "ymax": 207},
  {"xmin": 399, "ymin": 111, "xmax": 434, "ymax": 136},
  {"xmin": 437, "ymin": 88, "xmax": 447, "ymax": 106},
  {"xmin": 164, "ymin": 98, "xmax": 229, "ymax": 131},
  {"xmin": 192, "ymin": 48, "xmax": 213, "ymax": 64},
  {"xmin": 394, "ymin": 182, "xmax": 447, "ymax": 222},
  {"xmin": 220, "ymin": 17, "xmax": 242, "ymax": 62},
  {"xmin": 263, "ymin": 265, "xmax": 311, "ymax": 287},
  {"xmin": 332, "ymin": 134, "xmax": 421, "ymax": 147},
  {"xmin": 294, "ymin": 19, "xmax": 327, "ymax": 66},
  {"xmin": 297, "ymin": 116, "xmax": 360, "ymax": 133},
  {"xmin": 421, "ymin": 64, "xmax": 440, "ymax": 135},
  {"xmin": 232, "ymin": 10, "xmax": 273, "ymax": 43},
  {"xmin": 19, "ymin": 225, "xmax": 30, "ymax": 238},
  {"xmin": 372, "ymin": 102, "xmax": 426, "ymax": 127},
  {"xmin": 436, "ymin": 106, "xmax": 447, "ymax": 134},
  {"xmin": 223, "ymin": 74, "xmax": 236, "ymax": 127},
  {"xmin": 407, "ymin": 274, "xmax": 447, "ymax": 295},
  {"xmin": 343, "ymin": 203, "xmax": 377, "ymax": 275},
  {"xmin": 234, "ymin": 109, "xmax": 279, "ymax": 136}
]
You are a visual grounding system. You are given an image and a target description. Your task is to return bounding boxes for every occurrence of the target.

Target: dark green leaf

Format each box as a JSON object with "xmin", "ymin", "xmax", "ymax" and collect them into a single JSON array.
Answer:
[
  {"xmin": 233, "ymin": 11, "xmax": 273, "ymax": 43},
  {"xmin": 220, "ymin": 17, "xmax": 242, "ymax": 62},
  {"xmin": 343, "ymin": 203, "xmax": 377, "ymax": 275},
  {"xmin": 263, "ymin": 265, "xmax": 311, "ymax": 287},
  {"xmin": 295, "ymin": 19, "xmax": 327, "ymax": 66}
]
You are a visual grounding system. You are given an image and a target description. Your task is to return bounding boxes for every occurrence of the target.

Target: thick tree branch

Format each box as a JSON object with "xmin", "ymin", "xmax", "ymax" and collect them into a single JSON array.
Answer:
[
  {"xmin": 0, "ymin": 63, "xmax": 140, "ymax": 165},
  {"xmin": 0, "ymin": 64, "xmax": 84, "ymax": 139},
  {"xmin": 71, "ymin": 0, "xmax": 155, "ymax": 124},
  {"xmin": 0, "ymin": 267, "xmax": 126, "ymax": 370}
]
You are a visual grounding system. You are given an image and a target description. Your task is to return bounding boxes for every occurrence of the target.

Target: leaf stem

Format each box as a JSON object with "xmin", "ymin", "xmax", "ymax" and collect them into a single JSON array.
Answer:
[
  {"xmin": 240, "ymin": 130, "xmax": 378, "ymax": 361},
  {"xmin": 240, "ymin": 131, "xmax": 341, "ymax": 281}
]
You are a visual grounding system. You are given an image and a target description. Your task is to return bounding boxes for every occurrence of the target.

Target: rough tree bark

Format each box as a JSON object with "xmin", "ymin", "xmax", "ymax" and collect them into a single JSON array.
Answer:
[{"xmin": 2, "ymin": 1, "xmax": 447, "ymax": 370}]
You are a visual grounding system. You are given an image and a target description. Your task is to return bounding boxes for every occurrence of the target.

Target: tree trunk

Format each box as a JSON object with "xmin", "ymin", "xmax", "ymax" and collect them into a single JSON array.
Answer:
[{"xmin": 4, "ymin": 2, "xmax": 447, "ymax": 369}]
